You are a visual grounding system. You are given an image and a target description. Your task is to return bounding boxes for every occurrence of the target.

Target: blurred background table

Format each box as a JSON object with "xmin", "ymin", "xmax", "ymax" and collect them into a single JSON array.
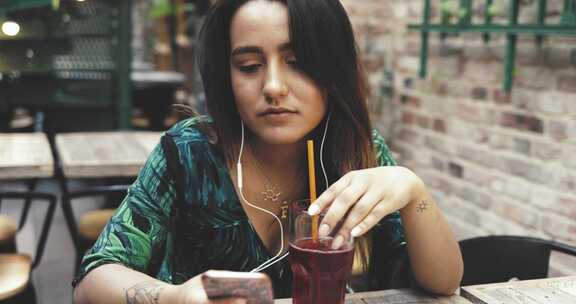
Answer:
[
  {"xmin": 54, "ymin": 131, "xmax": 162, "ymax": 270},
  {"xmin": 0, "ymin": 133, "xmax": 53, "ymax": 179},
  {"xmin": 55, "ymin": 131, "xmax": 161, "ymax": 178},
  {"xmin": 461, "ymin": 276, "xmax": 576, "ymax": 304},
  {"xmin": 0, "ymin": 132, "xmax": 57, "ymax": 303},
  {"xmin": 275, "ymin": 288, "xmax": 471, "ymax": 304}
]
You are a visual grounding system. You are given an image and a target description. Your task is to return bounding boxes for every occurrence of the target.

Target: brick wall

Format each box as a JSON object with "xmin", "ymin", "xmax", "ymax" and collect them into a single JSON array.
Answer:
[{"xmin": 343, "ymin": 0, "xmax": 576, "ymax": 276}]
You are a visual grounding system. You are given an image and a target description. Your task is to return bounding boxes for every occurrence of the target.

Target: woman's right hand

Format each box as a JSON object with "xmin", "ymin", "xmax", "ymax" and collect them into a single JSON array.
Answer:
[{"xmin": 168, "ymin": 272, "xmax": 247, "ymax": 304}]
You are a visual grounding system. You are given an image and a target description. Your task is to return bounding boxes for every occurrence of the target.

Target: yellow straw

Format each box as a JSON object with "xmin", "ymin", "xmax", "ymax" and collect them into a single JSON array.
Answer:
[{"xmin": 307, "ymin": 140, "xmax": 319, "ymax": 242}]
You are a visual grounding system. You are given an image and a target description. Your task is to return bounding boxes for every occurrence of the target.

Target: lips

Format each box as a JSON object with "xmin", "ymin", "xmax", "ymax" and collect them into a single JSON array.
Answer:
[{"xmin": 258, "ymin": 107, "xmax": 297, "ymax": 116}]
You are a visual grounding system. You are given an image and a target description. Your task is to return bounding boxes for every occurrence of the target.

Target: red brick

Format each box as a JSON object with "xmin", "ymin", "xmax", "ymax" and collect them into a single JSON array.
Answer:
[
  {"xmin": 463, "ymin": 166, "xmax": 503, "ymax": 191},
  {"xmin": 363, "ymin": 54, "xmax": 385, "ymax": 72},
  {"xmin": 430, "ymin": 80, "xmax": 448, "ymax": 96},
  {"xmin": 512, "ymin": 138, "xmax": 531, "ymax": 156},
  {"xmin": 400, "ymin": 94, "xmax": 421, "ymax": 108},
  {"xmin": 448, "ymin": 162, "xmax": 463, "ymax": 178},
  {"xmin": 396, "ymin": 128, "xmax": 420, "ymax": 144},
  {"xmin": 541, "ymin": 215, "xmax": 576, "ymax": 242},
  {"xmin": 471, "ymin": 87, "xmax": 488, "ymax": 100},
  {"xmin": 425, "ymin": 135, "xmax": 452, "ymax": 155},
  {"xmin": 456, "ymin": 103, "xmax": 485, "ymax": 124},
  {"xmin": 547, "ymin": 120, "xmax": 568, "ymax": 141},
  {"xmin": 501, "ymin": 112, "xmax": 544, "ymax": 133},
  {"xmin": 515, "ymin": 66, "xmax": 556, "ymax": 90},
  {"xmin": 402, "ymin": 111, "xmax": 416, "ymax": 124},
  {"xmin": 557, "ymin": 196, "xmax": 576, "ymax": 219},
  {"xmin": 493, "ymin": 89, "xmax": 511, "ymax": 104},
  {"xmin": 432, "ymin": 119, "xmax": 446, "ymax": 133},
  {"xmin": 494, "ymin": 200, "xmax": 539, "ymax": 228},
  {"xmin": 456, "ymin": 145, "xmax": 501, "ymax": 168},
  {"xmin": 501, "ymin": 156, "xmax": 552, "ymax": 185},
  {"xmin": 454, "ymin": 185, "xmax": 493, "ymax": 209},
  {"xmin": 430, "ymin": 156, "xmax": 446, "ymax": 172},
  {"xmin": 403, "ymin": 77, "xmax": 414, "ymax": 89},
  {"xmin": 553, "ymin": 170, "xmax": 576, "ymax": 195},
  {"xmin": 532, "ymin": 141, "xmax": 563, "ymax": 161},
  {"xmin": 424, "ymin": 175, "xmax": 454, "ymax": 194},
  {"xmin": 416, "ymin": 115, "xmax": 430, "ymax": 129},
  {"xmin": 557, "ymin": 75, "xmax": 576, "ymax": 93}
]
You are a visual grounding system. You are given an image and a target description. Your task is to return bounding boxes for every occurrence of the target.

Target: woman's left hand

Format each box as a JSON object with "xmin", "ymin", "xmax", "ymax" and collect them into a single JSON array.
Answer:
[{"xmin": 307, "ymin": 166, "xmax": 424, "ymax": 248}]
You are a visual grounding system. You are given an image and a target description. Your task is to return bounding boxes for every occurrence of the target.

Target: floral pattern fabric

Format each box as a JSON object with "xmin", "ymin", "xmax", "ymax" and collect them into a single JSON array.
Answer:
[{"xmin": 73, "ymin": 117, "xmax": 405, "ymax": 297}]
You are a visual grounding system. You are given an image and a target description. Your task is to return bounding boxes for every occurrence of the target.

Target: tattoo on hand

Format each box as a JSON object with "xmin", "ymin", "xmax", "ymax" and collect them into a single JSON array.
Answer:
[
  {"xmin": 416, "ymin": 200, "xmax": 427, "ymax": 213},
  {"xmin": 126, "ymin": 281, "xmax": 163, "ymax": 304}
]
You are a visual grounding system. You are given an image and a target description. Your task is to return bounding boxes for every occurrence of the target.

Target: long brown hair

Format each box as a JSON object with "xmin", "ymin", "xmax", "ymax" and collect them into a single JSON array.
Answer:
[{"xmin": 197, "ymin": 0, "xmax": 376, "ymax": 273}]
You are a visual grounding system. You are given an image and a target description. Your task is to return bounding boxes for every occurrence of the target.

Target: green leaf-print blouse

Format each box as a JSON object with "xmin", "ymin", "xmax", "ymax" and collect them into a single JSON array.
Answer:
[{"xmin": 73, "ymin": 117, "xmax": 406, "ymax": 297}]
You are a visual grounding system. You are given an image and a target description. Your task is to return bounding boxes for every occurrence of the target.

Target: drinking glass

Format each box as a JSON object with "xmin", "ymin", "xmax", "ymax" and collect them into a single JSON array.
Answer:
[{"xmin": 288, "ymin": 199, "xmax": 355, "ymax": 304}]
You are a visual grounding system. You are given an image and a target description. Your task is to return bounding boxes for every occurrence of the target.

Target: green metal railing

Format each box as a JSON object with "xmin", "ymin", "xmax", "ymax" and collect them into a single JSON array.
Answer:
[
  {"xmin": 0, "ymin": 0, "xmax": 132, "ymax": 130},
  {"xmin": 0, "ymin": 0, "xmax": 55, "ymax": 17},
  {"xmin": 408, "ymin": 0, "xmax": 576, "ymax": 91}
]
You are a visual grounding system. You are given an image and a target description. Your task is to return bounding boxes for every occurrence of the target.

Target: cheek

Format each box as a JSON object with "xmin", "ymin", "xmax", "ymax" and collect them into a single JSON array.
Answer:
[
  {"xmin": 231, "ymin": 73, "xmax": 259, "ymax": 114},
  {"xmin": 299, "ymin": 82, "xmax": 327, "ymax": 113}
]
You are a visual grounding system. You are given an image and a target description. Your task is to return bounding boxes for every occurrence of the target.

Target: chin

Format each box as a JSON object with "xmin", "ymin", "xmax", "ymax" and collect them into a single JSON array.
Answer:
[
  {"xmin": 256, "ymin": 130, "xmax": 307, "ymax": 146},
  {"xmin": 260, "ymin": 136, "xmax": 303, "ymax": 146}
]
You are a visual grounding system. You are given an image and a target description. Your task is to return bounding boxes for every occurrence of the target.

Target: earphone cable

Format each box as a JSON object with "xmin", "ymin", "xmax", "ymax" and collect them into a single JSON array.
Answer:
[
  {"xmin": 237, "ymin": 121, "xmax": 285, "ymax": 273},
  {"xmin": 238, "ymin": 116, "xmax": 331, "ymax": 273}
]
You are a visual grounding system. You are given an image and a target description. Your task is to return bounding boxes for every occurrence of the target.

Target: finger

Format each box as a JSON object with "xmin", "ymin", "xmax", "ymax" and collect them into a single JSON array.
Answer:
[
  {"xmin": 349, "ymin": 198, "xmax": 396, "ymax": 237},
  {"xmin": 336, "ymin": 188, "xmax": 386, "ymax": 238},
  {"xmin": 308, "ymin": 172, "xmax": 353, "ymax": 216},
  {"xmin": 319, "ymin": 179, "xmax": 368, "ymax": 237}
]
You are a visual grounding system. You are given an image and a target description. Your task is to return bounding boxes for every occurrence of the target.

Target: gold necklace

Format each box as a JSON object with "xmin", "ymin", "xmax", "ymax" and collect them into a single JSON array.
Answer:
[{"xmin": 247, "ymin": 147, "xmax": 303, "ymax": 219}]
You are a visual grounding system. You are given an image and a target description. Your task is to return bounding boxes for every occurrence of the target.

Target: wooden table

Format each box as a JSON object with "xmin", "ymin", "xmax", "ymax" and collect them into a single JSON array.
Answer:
[
  {"xmin": 461, "ymin": 276, "xmax": 576, "ymax": 304},
  {"xmin": 55, "ymin": 131, "xmax": 162, "ymax": 178},
  {"xmin": 275, "ymin": 288, "xmax": 471, "ymax": 303},
  {"xmin": 0, "ymin": 133, "xmax": 54, "ymax": 179}
]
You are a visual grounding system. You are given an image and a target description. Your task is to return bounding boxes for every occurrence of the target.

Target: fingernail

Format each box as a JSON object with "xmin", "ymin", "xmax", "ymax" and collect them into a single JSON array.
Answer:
[
  {"xmin": 331, "ymin": 235, "xmax": 344, "ymax": 250},
  {"xmin": 351, "ymin": 227, "xmax": 361, "ymax": 237},
  {"xmin": 319, "ymin": 223, "xmax": 330, "ymax": 237},
  {"xmin": 308, "ymin": 204, "xmax": 319, "ymax": 216}
]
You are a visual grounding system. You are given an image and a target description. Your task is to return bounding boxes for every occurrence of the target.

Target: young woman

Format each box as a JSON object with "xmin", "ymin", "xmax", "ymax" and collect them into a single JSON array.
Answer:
[{"xmin": 73, "ymin": 0, "xmax": 463, "ymax": 303}]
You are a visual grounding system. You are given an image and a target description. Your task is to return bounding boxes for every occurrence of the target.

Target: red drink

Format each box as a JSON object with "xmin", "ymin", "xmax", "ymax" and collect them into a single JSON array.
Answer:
[{"xmin": 289, "ymin": 237, "xmax": 354, "ymax": 304}]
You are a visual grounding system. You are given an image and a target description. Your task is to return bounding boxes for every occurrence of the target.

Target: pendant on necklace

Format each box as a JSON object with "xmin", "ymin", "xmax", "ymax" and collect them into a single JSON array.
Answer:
[
  {"xmin": 280, "ymin": 201, "xmax": 289, "ymax": 219},
  {"xmin": 262, "ymin": 187, "xmax": 282, "ymax": 203}
]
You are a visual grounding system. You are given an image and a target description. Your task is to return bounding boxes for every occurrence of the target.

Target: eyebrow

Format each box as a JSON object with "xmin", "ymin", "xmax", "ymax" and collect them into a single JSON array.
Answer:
[{"xmin": 231, "ymin": 42, "xmax": 293, "ymax": 57}]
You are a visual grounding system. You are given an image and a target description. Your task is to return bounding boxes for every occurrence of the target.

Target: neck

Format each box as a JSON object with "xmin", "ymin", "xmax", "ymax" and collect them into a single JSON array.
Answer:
[{"xmin": 247, "ymin": 138, "xmax": 306, "ymax": 173}]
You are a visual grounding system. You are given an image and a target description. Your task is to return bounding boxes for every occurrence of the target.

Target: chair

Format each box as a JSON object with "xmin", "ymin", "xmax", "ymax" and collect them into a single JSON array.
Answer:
[
  {"xmin": 0, "ymin": 192, "xmax": 57, "ymax": 304},
  {"xmin": 459, "ymin": 235, "xmax": 576, "ymax": 286},
  {"xmin": 60, "ymin": 184, "xmax": 129, "ymax": 271}
]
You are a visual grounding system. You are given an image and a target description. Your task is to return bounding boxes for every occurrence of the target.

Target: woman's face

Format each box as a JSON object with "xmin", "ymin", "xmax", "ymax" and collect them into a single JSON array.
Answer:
[{"xmin": 229, "ymin": 0, "xmax": 327, "ymax": 146}]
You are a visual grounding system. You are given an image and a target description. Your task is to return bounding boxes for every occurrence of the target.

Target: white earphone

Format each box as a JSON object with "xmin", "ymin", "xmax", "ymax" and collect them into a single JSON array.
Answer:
[{"xmin": 238, "ymin": 113, "xmax": 332, "ymax": 273}]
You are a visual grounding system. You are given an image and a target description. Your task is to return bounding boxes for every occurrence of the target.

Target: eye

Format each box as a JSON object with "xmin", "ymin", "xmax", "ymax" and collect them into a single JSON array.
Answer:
[
  {"xmin": 238, "ymin": 64, "xmax": 261, "ymax": 73},
  {"xmin": 287, "ymin": 59, "xmax": 300, "ymax": 69}
]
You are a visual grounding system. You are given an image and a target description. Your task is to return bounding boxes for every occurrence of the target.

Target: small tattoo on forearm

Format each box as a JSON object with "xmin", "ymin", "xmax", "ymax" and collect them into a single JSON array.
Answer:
[
  {"xmin": 126, "ymin": 281, "xmax": 163, "ymax": 304},
  {"xmin": 416, "ymin": 200, "xmax": 428, "ymax": 213}
]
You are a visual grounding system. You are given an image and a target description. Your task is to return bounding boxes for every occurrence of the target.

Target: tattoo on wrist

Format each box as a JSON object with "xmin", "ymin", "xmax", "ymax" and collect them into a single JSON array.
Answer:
[
  {"xmin": 126, "ymin": 281, "xmax": 163, "ymax": 304},
  {"xmin": 416, "ymin": 200, "xmax": 427, "ymax": 213}
]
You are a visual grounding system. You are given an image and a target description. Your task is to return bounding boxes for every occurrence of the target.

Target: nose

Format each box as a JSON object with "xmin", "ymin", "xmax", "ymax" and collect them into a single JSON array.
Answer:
[{"xmin": 263, "ymin": 62, "xmax": 288, "ymax": 103}]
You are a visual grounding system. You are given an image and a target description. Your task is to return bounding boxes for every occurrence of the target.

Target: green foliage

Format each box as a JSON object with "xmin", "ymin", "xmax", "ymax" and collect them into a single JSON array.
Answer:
[
  {"xmin": 440, "ymin": 0, "xmax": 470, "ymax": 24},
  {"xmin": 150, "ymin": 0, "xmax": 196, "ymax": 19},
  {"xmin": 487, "ymin": 2, "xmax": 505, "ymax": 17},
  {"xmin": 151, "ymin": 0, "xmax": 174, "ymax": 18}
]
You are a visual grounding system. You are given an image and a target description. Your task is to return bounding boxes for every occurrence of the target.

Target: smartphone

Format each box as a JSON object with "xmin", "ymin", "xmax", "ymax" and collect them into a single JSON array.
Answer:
[{"xmin": 201, "ymin": 270, "xmax": 274, "ymax": 304}]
